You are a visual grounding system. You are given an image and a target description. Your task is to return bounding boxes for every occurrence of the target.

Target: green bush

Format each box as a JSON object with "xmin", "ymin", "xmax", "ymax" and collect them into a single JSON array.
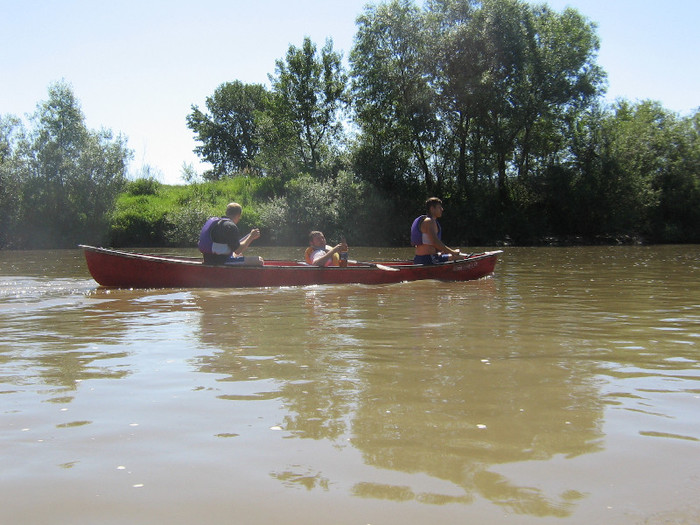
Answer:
[
  {"xmin": 108, "ymin": 175, "xmax": 282, "ymax": 247},
  {"xmin": 164, "ymin": 205, "xmax": 211, "ymax": 246},
  {"xmin": 126, "ymin": 177, "xmax": 161, "ymax": 196},
  {"xmin": 257, "ymin": 172, "xmax": 395, "ymax": 246}
]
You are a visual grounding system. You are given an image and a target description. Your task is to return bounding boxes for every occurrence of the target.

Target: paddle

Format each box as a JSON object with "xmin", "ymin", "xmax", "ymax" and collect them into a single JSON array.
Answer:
[
  {"xmin": 347, "ymin": 259, "xmax": 399, "ymax": 272},
  {"xmin": 335, "ymin": 234, "xmax": 399, "ymax": 272}
]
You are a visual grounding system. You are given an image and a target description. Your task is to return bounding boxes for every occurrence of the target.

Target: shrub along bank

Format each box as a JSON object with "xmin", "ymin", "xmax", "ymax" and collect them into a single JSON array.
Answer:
[{"xmin": 108, "ymin": 173, "xmax": 407, "ymax": 248}]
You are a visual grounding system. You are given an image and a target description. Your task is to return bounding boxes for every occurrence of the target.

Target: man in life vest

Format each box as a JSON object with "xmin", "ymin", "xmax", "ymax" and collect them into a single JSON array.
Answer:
[
  {"xmin": 198, "ymin": 202, "xmax": 261, "ymax": 265},
  {"xmin": 410, "ymin": 197, "xmax": 463, "ymax": 265},
  {"xmin": 305, "ymin": 231, "xmax": 348, "ymax": 266}
]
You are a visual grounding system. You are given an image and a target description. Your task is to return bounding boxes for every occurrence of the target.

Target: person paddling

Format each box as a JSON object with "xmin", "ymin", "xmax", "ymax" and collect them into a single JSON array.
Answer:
[
  {"xmin": 198, "ymin": 202, "xmax": 261, "ymax": 265},
  {"xmin": 411, "ymin": 197, "xmax": 463, "ymax": 265}
]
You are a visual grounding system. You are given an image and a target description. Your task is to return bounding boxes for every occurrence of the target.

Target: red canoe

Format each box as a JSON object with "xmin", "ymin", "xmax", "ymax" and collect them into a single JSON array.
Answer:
[{"xmin": 80, "ymin": 245, "xmax": 502, "ymax": 288}]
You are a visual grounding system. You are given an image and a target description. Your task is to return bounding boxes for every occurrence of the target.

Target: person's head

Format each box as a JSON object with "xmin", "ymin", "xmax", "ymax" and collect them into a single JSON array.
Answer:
[
  {"xmin": 426, "ymin": 197, "xmax": 444, "ymax": 218},
  {"xmin": 225, "ymin": 202, "xmax": 243, "ymax": 222},
  {"xmin": 309, "ymin": 231, "xmax": 326, "ymax": 247}
]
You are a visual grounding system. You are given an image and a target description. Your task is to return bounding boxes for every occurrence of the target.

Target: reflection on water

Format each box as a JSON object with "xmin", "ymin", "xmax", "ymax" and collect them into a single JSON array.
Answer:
[
  {"xmin": 188, "ymin": 284, "xmax": 604, "ymax": 516},
  {"xmin": 0, "ymin": 246, "xmax": 699, "ymax": 524}
]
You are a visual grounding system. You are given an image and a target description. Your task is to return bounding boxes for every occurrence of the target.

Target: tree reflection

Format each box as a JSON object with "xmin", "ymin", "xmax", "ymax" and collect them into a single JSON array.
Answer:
[
  {"xmin": 0, "ymin": 292, "xmax": 136, "ymax": 395},
  {"xmin": 0, "ymin": 288, "xmax": 196, "ymax": 396},
  {"xmin": 194, "ymin": 287, "xmax": 361, "ymax": 441},
  {"xmin": 349, "ymin": 353, "xmax": 601, "ymax": 516},
  {"xmin": 191, "ymin": 283, "xmax": 605, "ymax": 517}
]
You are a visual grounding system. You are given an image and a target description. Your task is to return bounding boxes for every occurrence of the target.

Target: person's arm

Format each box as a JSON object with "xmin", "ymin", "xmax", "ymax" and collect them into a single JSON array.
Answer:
[
  {"xmin": 312, "ymin": 242, "xmax": 347, "ymax": 266},
  {"xmin": 423, "ymin": 218, "xmax": 460, "ymax": 258},
  {"xmin": 234, "ymin": 228, "xmax": 261, "ymax": 256}
]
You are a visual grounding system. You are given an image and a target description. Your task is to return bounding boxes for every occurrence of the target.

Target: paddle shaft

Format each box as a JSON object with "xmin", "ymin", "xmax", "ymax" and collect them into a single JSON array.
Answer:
[{"xmin": 347, "ymin": 259, "xmax": 399, "ymax": 272}]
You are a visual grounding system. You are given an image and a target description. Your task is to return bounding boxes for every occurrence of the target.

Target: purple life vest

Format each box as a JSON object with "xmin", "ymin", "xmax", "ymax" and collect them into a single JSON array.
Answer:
[
  {"xmin": 198, "ymin": 217, "xmax": 225, "ymax": 254},
  {"xmin": 410, "ymin": 215, "xmax": 441, "ymax": 246}
]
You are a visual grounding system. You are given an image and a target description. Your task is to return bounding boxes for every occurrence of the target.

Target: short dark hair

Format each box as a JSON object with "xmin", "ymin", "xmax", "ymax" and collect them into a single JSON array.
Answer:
[
  {"xmin": 309, "ymin": 230, "xmax": 324, "ymax": 243},
  {"xmin": 426, "ymin": 197, "xmax": 442, "ymax": 213}
]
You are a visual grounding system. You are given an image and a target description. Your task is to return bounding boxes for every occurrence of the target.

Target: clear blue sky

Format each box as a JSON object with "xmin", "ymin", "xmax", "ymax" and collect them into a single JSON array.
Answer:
[{"xmin": 2, "ymin": 0, "xmax": 698, "ymax": 184}]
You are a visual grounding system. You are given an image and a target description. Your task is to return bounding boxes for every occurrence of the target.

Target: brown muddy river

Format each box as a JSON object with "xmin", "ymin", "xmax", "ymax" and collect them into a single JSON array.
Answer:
[{"xmin": 1, "ymin": 245, "xmax": 699, "ymax": 524}]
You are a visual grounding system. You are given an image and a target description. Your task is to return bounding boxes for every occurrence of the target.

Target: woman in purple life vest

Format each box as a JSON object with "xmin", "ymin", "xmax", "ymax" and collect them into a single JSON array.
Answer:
[{"xmin": 411, "ymin": 197, "xmax": 464, "ymax": 265}]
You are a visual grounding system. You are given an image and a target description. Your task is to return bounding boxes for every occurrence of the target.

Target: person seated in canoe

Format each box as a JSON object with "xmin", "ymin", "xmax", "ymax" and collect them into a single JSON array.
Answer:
[
  {"xmin": 411, "ymin": 197, "xmax": 463, "ymax": 265},
  {"xmin": 198, "ymin": 202, "xmax": 262, "ymax": 265},
  {"xmin": 305, "ymin": 231, "xmax": 348, "ymax": 267}
]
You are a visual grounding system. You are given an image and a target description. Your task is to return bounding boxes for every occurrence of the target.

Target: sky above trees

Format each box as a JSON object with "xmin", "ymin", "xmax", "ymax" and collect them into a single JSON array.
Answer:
[{"xmin": 2, "ymin": 0, "xmax": 698, "ymax": 184}]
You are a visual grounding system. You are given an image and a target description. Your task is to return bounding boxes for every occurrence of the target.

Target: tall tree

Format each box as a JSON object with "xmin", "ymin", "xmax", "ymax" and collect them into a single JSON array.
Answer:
[
  {"xmin": 352, "ymin": 0, "xmax": 604, "ymax": 205},
  {"xmin": 510, "ymin": 4, "xmax": 604, "ymax": 180},
  {"xmin": 0, "ymin": 115, "xmax": 27, "ymax": 247},
  {"xmin": 351, "ymin": 0, "xmax": 442, "ymax": 194},
  {"xmin": 187, "ymin": 81, "xmax": 270, "ymax": 180},
  {"xmin": 270, "ymin": 37, "xmax": 348, "ymax": 177},
  {"xmin": 17, "ymin": 81, "xmax": 131, "ymax": 248},
  {"xmin": 426, "ymin": 0, "xmax": 487, "ymax": 191}
]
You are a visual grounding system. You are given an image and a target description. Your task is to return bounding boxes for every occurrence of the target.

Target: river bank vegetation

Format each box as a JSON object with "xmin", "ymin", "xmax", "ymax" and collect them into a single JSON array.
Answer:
[{"xmin": 1, "ymin": 0, "xmax": 698, "ymax": 250}]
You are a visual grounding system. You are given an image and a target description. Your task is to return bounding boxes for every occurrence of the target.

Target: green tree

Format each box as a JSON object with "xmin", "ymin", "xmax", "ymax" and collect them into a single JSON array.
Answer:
[
  {"xmin": 458, "ymin": 1, "xmax": 602, "ymax": 202},
  {"xmin": 0, "ymin": 115, "xmax": 28, "ymax": 247},
  {"xmin": 562, "ymin": 101, "xmax": 700, "ymax": 242},
  {"xmin": 187, "ymin": 81, "xmax": 270, "ymax": 180},
  {"xmin": 604, "ymin": 101, "xmax": 700, "ymax": 240},
  {"xmin": 351, "ymin": 0, "xmax": 604, "ymax": 207},
  {"xmin": 269, "ymin": 37, "xmax": 348, "ymax": 177},
  {"xmin": 351, "ymin": 0, "xmax": 442, "ymax": 193},
  {"xmin": 659, "ymin": 109, "xmax": 700, "ymax": 241},
  {"xmin": 425, "ymin": 0, "xmax": 485, "ymax": 191},
  {"xmin": 16, "ymin": 81, "xmax": 131, "ymax": 248},
  {"xmin": 510, "ymin": 5, "xmax": 603, "ymax": 178},
  {"xmin": 257, "ymin": 171, "xmax": 395, "ymax": 245}
]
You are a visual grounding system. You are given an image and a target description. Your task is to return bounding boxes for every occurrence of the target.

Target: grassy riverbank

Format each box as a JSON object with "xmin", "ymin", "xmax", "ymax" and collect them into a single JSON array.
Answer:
[{"xmin": 106, "ymin": 174, "xmax": 683, "ymax": 250}]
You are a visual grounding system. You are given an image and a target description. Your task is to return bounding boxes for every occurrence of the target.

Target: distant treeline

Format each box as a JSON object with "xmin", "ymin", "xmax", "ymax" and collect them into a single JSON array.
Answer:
[{"xmin": 1, "ymin": 0, "xmax": 698, "ymax": 249}]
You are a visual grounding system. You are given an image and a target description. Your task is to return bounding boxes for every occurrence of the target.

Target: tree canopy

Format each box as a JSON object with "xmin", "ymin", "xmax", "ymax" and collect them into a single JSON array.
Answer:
[
  {"xmin": 269, "ymin": 37, "xmax": 348, "ymax": 177},
  {"xmin": 187, "ymin": 37, "xmax": 348, "ymax": 181},
  {"xmin": 187, "ymin": 81, "xmax": 270, "ymax": 179}
]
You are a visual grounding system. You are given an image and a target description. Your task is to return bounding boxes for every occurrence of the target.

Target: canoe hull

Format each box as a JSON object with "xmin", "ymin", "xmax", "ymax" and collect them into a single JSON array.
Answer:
[{"xmin": 80, "ymin": 245, "xmax": 502, "ymax": 288}]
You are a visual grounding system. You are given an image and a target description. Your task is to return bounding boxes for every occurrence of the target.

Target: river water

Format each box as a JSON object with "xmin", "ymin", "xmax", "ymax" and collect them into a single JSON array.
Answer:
[{"xmin": 1, "ymin": 245, "xmax": 698, "ymax": 524}]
